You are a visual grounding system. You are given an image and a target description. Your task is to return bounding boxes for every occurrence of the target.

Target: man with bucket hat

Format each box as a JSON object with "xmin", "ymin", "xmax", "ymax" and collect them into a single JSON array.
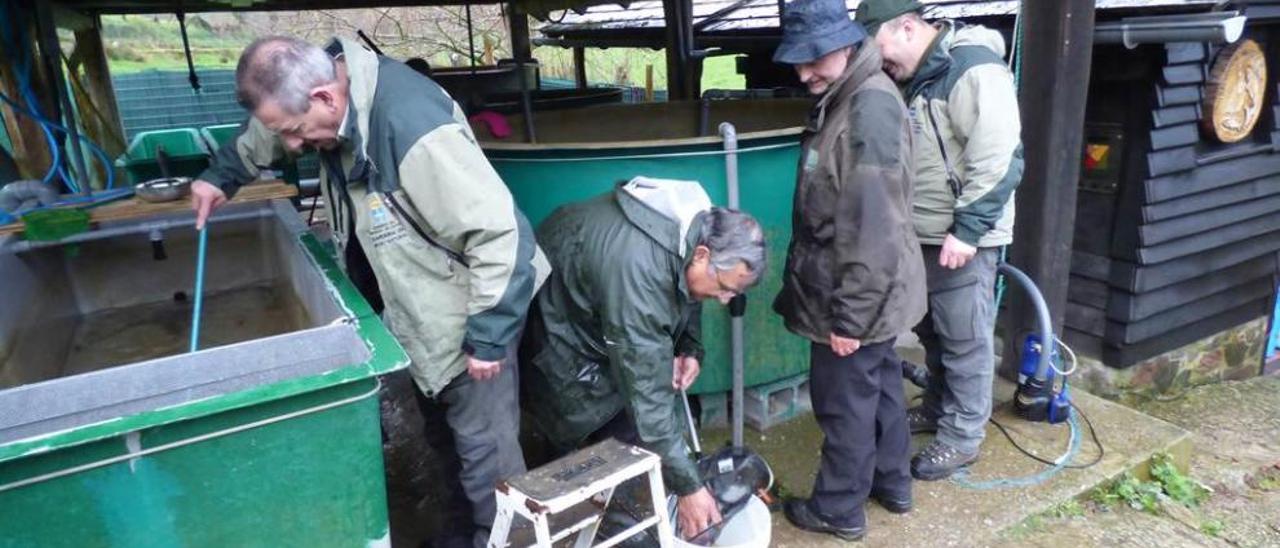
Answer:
[
  {"xmin": 771, "ymin": 0, "xmax": 927, "ymax": 540},
  {"xmin": 858, "ymin": 0, "xmax": 1024, "ymax": 481}
]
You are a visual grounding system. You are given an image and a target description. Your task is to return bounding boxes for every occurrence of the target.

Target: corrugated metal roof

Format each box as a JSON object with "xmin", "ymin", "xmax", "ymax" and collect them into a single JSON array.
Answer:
[{"xmin": 540, "ymin": 0, "xmax": 1220, "ymax": 37}]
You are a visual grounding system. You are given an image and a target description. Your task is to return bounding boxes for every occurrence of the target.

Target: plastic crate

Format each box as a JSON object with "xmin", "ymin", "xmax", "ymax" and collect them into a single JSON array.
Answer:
[
  {"xmin": 198, "ymin": 123, "xmax": 242, "ymax": 151},
  {"xmin": 115, "ymin": 128, "xmax": 211, "ymax": 184}
]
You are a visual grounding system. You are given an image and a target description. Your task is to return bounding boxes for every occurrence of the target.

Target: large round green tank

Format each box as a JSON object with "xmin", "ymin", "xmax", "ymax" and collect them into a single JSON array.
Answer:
[{"xmin": 475, "ymin": 99, "xmax": 812, "ymax": 394}]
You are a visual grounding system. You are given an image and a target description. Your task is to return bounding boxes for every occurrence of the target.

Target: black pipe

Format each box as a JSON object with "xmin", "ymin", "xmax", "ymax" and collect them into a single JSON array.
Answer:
[
  {"xmin": 466, "ymin": 4, "xmax": 476, "ymax": 72},
  {"xmin": 356, "ymin": 30, "xmax": 384, "ymax": 56},
  {"xmin": 517, "ymin": 60, "xmax": 536, "ymax": 143},
  {"xmin": 177, "ymin": 12, "xmax": 200, "ymax": 92}
]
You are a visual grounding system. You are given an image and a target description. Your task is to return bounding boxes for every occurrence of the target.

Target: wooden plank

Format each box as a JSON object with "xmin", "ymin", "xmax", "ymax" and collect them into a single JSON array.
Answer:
[
  {"xmin": 1063, "ymin": 327, "xmax": 1104, "ymax": 361},
  {"xmin": 0, "ymin": 182, "xmax": 297, "ymax": 236},
  {"xmin": 1155, "ymin": 84, "xmax": 1201, "ymax": 108},
  {"xmin": 68, "ymin": 17, "xmax": 128, "ymax": 181},
  {"xmin": 1146, "ymin": 145, "xmax": 1197, "ymax": 177},
  {"xmin": 1070, "ymin": 250, "xmax": 1111, "ymax": 281},
  {"xmin": 1107, "ymin": 79, "xmax": 1157, "ymax": 266},
  {"xmin": 1144, "ymin": 150, "xmax": 1280, "ymax": 202},
  {"xmin": 1142, "ymin": 175, "xmax": 1280, "ymax": 222},
  {"xmin": 1107, "ymin": 276, "xmax": 1274, "ymax": 343},
  {"xmin": 1067, "ymin": 275, "xmax": 1109, "ymax": 309},
  {"xmin": 1139, "ymin": 193, "xmax": 1280, "ymax": 246},
  {"xmin": 1152, "ymin": 104, "xmax": 1198, "ymax": 128},
  {"xmin": 0, "ymin": 10, "xmax": 54, "ymax": 181},
  {"xmin": 1103, "ymin": 298, "xmax": 1270, "ymax": 367},
  {"xmin": 1137, "ymin": 212, "xmax": 1280, "ymax": 264},
  {"xmin": 1071, "ymin": 191, "xmax": 1115, "ymax": 256},
  {"xmin": 1162, "ymin": 63, "xmax": 1204, "ymax": 85},
  {"xmin": 1110, "ymin": 230, "xmax": 1280, "ymax": 292},
  {"xmin": 1108, "ymin": 255, "xmax": 1277, "ymax": 322},
  {"xmin": 1066, "ymin": 301, "xmax": 1107, "ymax": 337},
  {"xmin": 1149, "ymin": 123, "xmax": 1199, "ymax": 151},
  {"xmin": 1165, "ymin": 42, "xmax": 1207, "ymax": 65}
]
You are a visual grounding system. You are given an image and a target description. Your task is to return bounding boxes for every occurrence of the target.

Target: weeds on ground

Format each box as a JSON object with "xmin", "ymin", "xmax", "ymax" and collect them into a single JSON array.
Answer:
[
  {"xmin": 1000, "ymin": 500, "xmax": 1083, "ymax": 541},
  {"xmin": 1247, "ymin": 465, "xmax": 1280, "ymax": 491},
  {"xmin": 1090, "ymin": 453, "xmax": 1225, "ymax": 538},
  {"xmin": 1200, "ymin": 519, "xmax": 1225, "ymax": 537},
  {"xmin": 1091, "ymin": 472, "xmax": 1163, "ymax": 512},
  {"xmin": 1049, "ymin": 499, "xmax": 1086, "ymax": 519},
  {"xmin": 1150, "ymin": 454, "xmax": 1211, "ymax": 506},
  {"xmin": 1091, "ymin": 453, "xmax": 1210, "ymax": 513},
  {"xmin": 1002, "ymin": 514, "xmax": 1046, "ymax": 541}
]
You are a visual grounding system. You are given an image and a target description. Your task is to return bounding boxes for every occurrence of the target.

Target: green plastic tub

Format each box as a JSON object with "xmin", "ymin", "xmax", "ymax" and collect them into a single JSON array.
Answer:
[
  {"xmin": 475, "ymin": 99, "xmax": 812, "ymax": 394},
  {"xmin": 198, "ymin": 122, "xmax": 241, "ymax": 151},
  {"xmin": 201, "ymin": 123, "xmax": 303, "ymax": 187},
  {"xmin": 115, "ymin": 128, "xmax": 211, "ymax": 184},
  {"xmin": 0, "ymin": 200, "xmax": 408, "ymax": 546}
]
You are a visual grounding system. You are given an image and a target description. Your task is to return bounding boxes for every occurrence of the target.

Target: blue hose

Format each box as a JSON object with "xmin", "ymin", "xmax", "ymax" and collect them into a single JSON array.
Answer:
[
  {"xmin": 1, "ymin": 4, "xmax": 115, "ymax": 192},
  {"xmin": 0, "ymin": 91, "xmax": 116, "ymax": 191},
  {"xmin": 190, "ymin": 226, "xmax": 209, "ymax": 352},
  {"xmin": 950, "ymin": 412, "xmax": 1081, "ymax": 490}
]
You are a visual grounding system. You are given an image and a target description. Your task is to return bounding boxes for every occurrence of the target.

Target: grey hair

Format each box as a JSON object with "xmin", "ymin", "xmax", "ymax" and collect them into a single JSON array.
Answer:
[
  {"xmin": 698, "ymin": 207, "xmax": 767, "ymax": 286},
  {"xmin": 235, "ymin": 36, "xmax": 336, "ymax": 114},
  {"xmin": 885, "ymin": 10, "xmax": 927, "ymax": 31}
]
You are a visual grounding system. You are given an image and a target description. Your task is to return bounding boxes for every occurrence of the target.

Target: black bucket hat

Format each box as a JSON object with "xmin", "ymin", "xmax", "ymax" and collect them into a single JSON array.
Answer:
[{"xmin": 773, "ymin": 0, "xmax": 867, "ymax": 65}]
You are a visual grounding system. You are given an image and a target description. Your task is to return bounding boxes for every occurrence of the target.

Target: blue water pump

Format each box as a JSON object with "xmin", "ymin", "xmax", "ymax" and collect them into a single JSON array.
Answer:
[
  {"xmin": 997, "ymin": 263, "xmax": 1073, "ymax": 424},
  {"xmin": 900, "ymin": 263, "xmax": 1074, "ymax": 424},
  {"xmin": 1014, "ymin": 334, "xmax": 1071, "ymax": 424}
]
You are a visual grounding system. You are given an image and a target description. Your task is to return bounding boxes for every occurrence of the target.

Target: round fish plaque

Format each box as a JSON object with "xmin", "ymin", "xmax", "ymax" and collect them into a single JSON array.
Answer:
[{"xmin": 1202, "ymin": 39, "xmax": 1267, "ymax": 143}]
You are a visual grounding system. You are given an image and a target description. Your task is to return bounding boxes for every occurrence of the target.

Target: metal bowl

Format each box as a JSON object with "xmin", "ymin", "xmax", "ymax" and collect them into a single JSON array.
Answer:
[{"xmin": 135, "ymin": 177, "xmax": 192, "ymax": 203}]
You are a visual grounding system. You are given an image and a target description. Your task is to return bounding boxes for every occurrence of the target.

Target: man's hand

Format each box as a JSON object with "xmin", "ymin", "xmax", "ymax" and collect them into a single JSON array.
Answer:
[
  {"xmin": 466, "ymin": 356, "xmax": 502, "ymax": 381},
  {"xmin": 676, "ymin": 487, "xmax": 722, "ymax": 540},
  {"xmin": 190, "ymin": 180, "xmax": 228, "ymax": 230},
  {"xmin": 939, "ymin": 233, "xmax": 977, "ymax": 270},
  {"xmin": 672, "ymin": 355, "xmax": 701, "ymax": 390},
  {"xmin": 829, "ymin": 333, "xmax": 861, "ymax": 357}
]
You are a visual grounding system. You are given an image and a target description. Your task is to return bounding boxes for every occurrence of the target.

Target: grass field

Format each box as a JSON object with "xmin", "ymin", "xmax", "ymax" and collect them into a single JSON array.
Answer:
[{"xmin": 99, "ymin": 13, "xmax": 745, "ymax": 92}]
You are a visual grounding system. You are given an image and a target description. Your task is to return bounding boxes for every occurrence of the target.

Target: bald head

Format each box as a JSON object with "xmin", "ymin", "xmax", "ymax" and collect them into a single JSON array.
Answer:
[{"xmin": 235, "ymin": 36, "xmax": 337, "ymax": 114}]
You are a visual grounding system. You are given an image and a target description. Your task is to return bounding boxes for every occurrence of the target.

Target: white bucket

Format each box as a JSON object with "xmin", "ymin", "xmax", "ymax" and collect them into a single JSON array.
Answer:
[{"xmin": 674, "ymin": 496, "xmax": 772, "ymax": 548}]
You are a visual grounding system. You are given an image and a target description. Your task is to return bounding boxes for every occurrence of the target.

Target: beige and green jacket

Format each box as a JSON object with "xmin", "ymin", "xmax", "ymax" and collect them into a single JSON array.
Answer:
[
  {"xmin": 903, "ymin": 22, "xmax": 1024, "ymax": 248},
  {"xmin": 199, "ymin": 36, "xmax": 549, "ymax": 397}
]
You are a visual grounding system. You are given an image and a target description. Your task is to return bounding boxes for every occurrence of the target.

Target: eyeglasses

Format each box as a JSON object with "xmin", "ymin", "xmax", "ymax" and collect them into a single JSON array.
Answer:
[{"xmin": 712, "ymin": 267, "xmax": 748, "ymax": 298}]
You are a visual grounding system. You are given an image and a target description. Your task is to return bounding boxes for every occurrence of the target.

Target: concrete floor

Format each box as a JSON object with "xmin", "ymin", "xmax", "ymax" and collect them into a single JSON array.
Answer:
[
  {"xmin": 996, "ymin": 375, "xmax": 1280, "ymax": 548},
  {"xmin": 700, "ymin": 375, "xmax": 1191, "ymax": 546},
  {"xmin": 380, "ymin": 339, "xmax": 1203, "ymax": 547}
]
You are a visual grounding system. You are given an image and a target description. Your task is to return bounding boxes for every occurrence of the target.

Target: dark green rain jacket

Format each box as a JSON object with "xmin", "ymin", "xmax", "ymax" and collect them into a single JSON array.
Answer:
[{"xmin": 521, "ymin": 177, "xmax": 711, "ymax": 495}]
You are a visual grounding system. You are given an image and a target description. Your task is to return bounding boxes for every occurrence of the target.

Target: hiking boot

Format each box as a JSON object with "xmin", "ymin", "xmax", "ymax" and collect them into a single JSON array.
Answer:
[
  {"xmin": 869, "ymin": 488, "xmax": 912, "ymax": 514},
  {"xmin": 783, "ymin": 498, "xmax": 866, "ymax": 541},
  {"xmin": 906, "ymin": 406, "xmax": 938, "ymax": 434},
  {"xmin": 911, "ymin": 440, "xmax": 979, "ymax": 481}
]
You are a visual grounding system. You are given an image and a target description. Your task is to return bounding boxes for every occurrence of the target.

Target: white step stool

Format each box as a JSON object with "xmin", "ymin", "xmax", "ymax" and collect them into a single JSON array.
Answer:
[{"xmin": 488, "ymin": 438, "xmax": 674, "ymax": 548}]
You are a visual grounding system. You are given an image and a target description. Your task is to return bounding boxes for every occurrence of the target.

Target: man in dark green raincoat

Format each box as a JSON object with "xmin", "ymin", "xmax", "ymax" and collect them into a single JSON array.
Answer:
[{"xmin": 521, "ymin": 176, "xmax": 766, "ymax": 540}]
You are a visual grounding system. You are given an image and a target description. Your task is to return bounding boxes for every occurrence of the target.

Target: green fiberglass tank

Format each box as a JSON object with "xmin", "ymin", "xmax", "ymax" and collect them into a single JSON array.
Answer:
[
  {"xmin": 475, "ymin": 99, "xmax": 811, "ymax": 395},
  {"xmin": 0, "ymin": 200, "xmax": 408, "ymax": 547}
]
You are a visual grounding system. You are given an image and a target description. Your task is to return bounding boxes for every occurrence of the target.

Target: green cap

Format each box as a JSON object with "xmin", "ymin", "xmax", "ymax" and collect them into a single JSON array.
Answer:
[{"xmin": 854, "ymin": 0, "xmax": 924, "ymax": 36}]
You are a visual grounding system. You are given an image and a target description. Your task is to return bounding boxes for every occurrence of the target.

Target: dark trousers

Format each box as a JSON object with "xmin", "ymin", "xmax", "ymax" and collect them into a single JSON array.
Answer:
[
  {"xmin": 808, "ymin": 338, "xmax": 911, "ymax": 524},
  {"xmin": 415, "ymin": 349, "xmax": 526, "ymax": 548}
]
